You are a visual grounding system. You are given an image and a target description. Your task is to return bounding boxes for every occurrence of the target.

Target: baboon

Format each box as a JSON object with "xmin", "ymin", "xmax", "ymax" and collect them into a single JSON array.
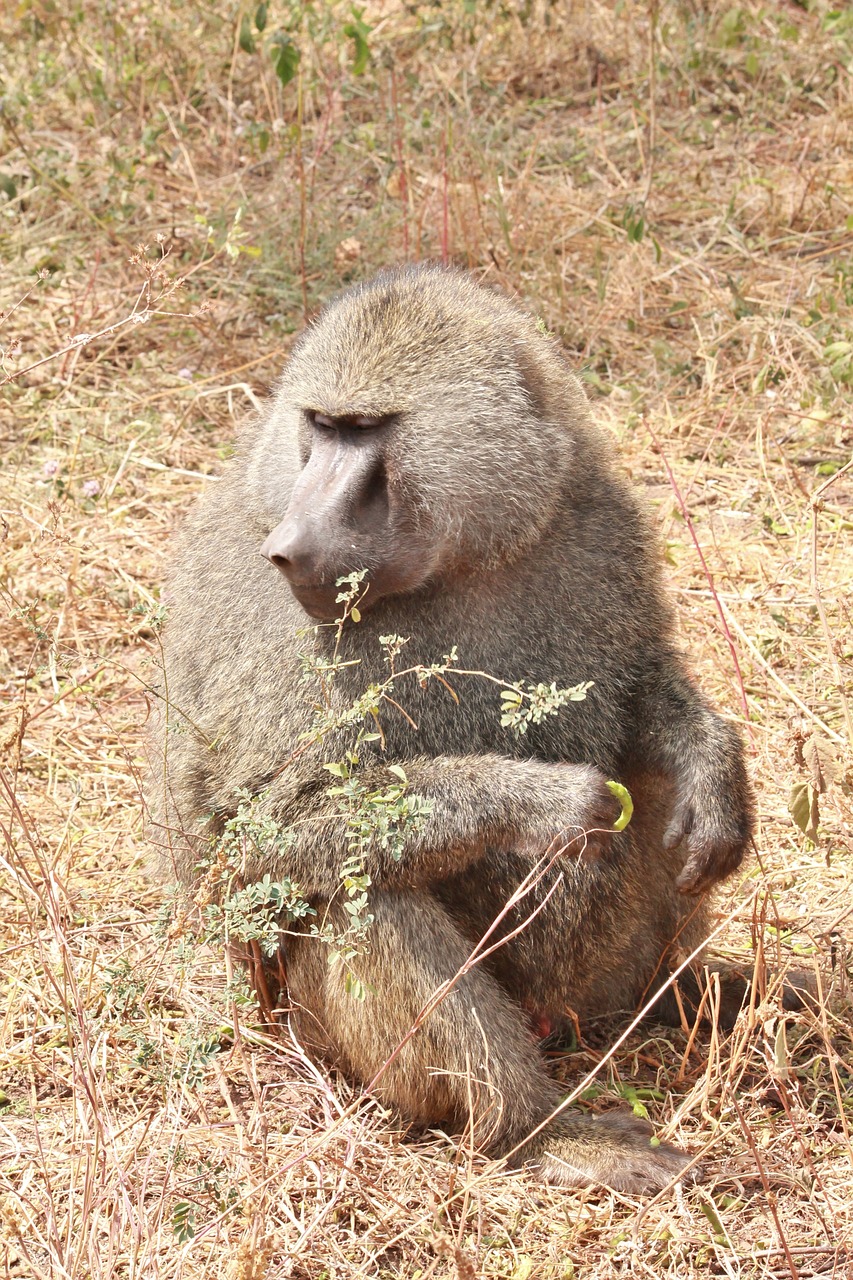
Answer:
[{"xmin": 150, "ymin": 264, "xmax": 754, "ymax": 1192}]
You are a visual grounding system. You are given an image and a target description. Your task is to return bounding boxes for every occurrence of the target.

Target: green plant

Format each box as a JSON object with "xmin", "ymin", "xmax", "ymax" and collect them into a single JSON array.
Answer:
[{"xmin": 179, "ymin": 568, "xmax": 596, "ymax": 1001}]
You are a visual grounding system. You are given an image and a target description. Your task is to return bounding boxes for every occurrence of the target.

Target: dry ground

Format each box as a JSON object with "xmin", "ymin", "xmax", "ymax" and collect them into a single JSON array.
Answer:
[{"xmin": 1, "ymin": 2, "xmax": 852, "ymax": 1276}]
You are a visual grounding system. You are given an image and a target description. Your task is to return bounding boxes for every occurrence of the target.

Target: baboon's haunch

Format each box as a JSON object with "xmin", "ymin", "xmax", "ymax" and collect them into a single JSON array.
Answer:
[{"xmin": 151, "ymin": 265, "xmax": 753, "ymax": 1192}]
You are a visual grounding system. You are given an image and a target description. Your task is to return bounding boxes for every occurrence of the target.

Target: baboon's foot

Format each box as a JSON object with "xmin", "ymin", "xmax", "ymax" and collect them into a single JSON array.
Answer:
[
  {"xmin": 653, "ymin": 963, "xmax": 819, "ymax": 1031},
  {"xmin": 527, "ymin": 1111, "xmax": 698, "ymax": 1193},
  {"xmin": 780, "ymin": 968, "xmax": 819, "ymax": 1012}
]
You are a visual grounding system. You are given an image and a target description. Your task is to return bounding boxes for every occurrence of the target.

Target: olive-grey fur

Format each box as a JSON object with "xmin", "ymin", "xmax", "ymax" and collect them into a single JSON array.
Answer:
[{"xmin": 149, "ymin": 264, "xmax": 753, "ymax": 1192}]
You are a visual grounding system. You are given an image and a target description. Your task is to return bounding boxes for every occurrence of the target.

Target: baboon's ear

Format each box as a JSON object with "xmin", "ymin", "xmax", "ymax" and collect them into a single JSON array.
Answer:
[
  {"xmin": 513, "ymin": 342, "xmax": 553, "ymax": 421},
  {"xmin": 515, "ymin": 334, "xmax": 582, "ymax": 428}
]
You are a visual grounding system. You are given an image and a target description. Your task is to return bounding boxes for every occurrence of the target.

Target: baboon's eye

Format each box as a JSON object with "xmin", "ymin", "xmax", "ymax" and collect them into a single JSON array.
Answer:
[
  {"xmin": 305, "ymin": 409, "xmax": 392, "ymax": 432},
  {"xmin": 306, "ymin": 410, "xmax": 337, "ymax": 431}
]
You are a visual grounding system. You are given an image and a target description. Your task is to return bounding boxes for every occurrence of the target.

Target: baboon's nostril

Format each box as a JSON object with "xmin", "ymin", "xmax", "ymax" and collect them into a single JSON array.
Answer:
[{"xmin": 267, "ymin": 552, "xmax": 290, "ymax": 574}]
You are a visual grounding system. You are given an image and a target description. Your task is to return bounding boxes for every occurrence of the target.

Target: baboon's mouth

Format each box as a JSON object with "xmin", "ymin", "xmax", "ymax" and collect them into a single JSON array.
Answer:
[
  {"xmin": 276, "ymin": 560, "xmax": 426, "ymax": 622},
  {"xmin": 286, "ymin": 580, "xmax": 352, "ymax": 622}
]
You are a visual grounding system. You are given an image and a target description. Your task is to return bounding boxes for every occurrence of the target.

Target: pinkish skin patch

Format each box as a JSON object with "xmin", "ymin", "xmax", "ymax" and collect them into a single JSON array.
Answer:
[{"xmin": 530, "ymin": 1013, "xmax": 555, "ymax": 1042}]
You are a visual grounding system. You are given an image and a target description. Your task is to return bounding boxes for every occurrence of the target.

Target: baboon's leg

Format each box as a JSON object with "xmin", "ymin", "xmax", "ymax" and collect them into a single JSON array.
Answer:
[
  {"xmin": 437, "ymin": 862, "xmax": 706, "ymax": 1027},
  {"xmin": 286, "ymin": 888, "xmax": 557, "ymax": 1150},
  {"xmin": 436, "ymin": 785, "xmax": 713, "ymax": 1030},
  {"xmin": 286, "ymin": 889, "xmax": 694, "ymax": 1191}
]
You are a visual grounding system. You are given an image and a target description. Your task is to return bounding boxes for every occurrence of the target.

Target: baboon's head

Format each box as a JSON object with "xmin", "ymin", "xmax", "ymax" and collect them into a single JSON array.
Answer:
[{"xmin": 254, "ymin": 265, "xmax": 585, "ymax": 620}]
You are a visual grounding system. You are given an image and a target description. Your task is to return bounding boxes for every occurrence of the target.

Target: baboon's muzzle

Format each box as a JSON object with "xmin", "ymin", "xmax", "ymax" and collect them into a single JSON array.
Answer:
[{"xmin": 260, "ymin": 430, "xmax": 424, "ymax": 619}]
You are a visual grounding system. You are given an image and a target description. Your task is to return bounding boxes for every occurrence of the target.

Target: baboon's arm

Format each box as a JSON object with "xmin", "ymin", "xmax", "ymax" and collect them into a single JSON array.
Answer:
[
  {"xmin": 242, "ymin": 754, "xmax": 621, "ymax": 898},
  {"xmin": 631, "ymin": 663, "xmax": 754, "ymax": 894}
]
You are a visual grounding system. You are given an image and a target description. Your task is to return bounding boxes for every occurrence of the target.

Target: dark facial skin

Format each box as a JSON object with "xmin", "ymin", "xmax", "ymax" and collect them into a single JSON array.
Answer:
[{"xmin": 260, "ymin": 411, "xmax": 434, "ymax": 619}]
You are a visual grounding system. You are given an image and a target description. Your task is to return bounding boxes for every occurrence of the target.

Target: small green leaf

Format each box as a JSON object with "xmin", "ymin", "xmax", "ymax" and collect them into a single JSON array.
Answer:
[
  {"xmin": 567, "ymin": 682, "xmax": 593, "ymax": 701},
  {"xmin": 350, "ymin": 606, "xmax": 361, "ymax": 622},
  {"xmin": 255, "ymin": 2, "xmax": 268, "ymax": 31},
  {"xmin": 618, "ymin": 1083, "xmax": 650, "ymax": 1117},
  {"xmin": 501, "ymin": 689, "xmax": 522, "ymax": 707},
  {"xmin": 387, "ymin": 764, "xmax": 408, "ymax": 783},
  {"xmin": 238, "ymin": 14, "xmax": 256, "ymax": 53},
  {"xmin": 763, "ymin": 515, "xmax": 790, "ymax": 536},
  {"xmin": 172, "ymin": 1201, "xmax": 196, "ymax": 1242},
  {"xmin": 344, "ymin": 7, "xmax": 372, "ymax": 76},
  {"xmin": 270, "ymin": 32, "xmax": 300, "ymax": 87},
  {"xmin": 606, "ymin": 780, "xmax": 634, "ymax": 831},
  {"xmin": 344, "ymin": 972, "xmax": 367, "ymax": 1000},
  {"xmin": 699, "ymin": 1200, "xmax": 728, "ymax": 1242}
]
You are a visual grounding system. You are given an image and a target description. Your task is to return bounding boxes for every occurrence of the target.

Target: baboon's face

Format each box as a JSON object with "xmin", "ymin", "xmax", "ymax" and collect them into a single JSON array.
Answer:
[
  {"xmin": 260, "ymin": 408, "xmax": 439, "ymax": 620},
  {"xmin": 256, "ymin": 268, "xmax": 572, "ymax": 621}
]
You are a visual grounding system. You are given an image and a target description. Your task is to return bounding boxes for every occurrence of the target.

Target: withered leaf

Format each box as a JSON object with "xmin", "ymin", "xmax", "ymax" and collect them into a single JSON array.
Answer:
[
  {"xmin": 788, "ymin": 780, "xmax": 820, "ymax": 842},
  {"xmin": 802, "ymin": 733, "xmax": 838, "ymax": 794}
]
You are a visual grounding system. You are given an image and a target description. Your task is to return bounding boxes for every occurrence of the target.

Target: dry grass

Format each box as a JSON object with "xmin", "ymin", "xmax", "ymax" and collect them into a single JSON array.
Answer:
[{"xmin": 1, "ymin": 1, "xmax": 852, "ymax": 1275}]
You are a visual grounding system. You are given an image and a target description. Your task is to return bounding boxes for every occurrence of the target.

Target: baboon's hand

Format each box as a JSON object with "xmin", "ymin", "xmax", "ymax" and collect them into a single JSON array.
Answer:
[
  {"xmin": 520, "ymin": 764, "xmax": 623, "ymax": 862},
  {"xmin": 665, "ymin": 794, "xmax": 751, "ymax": 895}
]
